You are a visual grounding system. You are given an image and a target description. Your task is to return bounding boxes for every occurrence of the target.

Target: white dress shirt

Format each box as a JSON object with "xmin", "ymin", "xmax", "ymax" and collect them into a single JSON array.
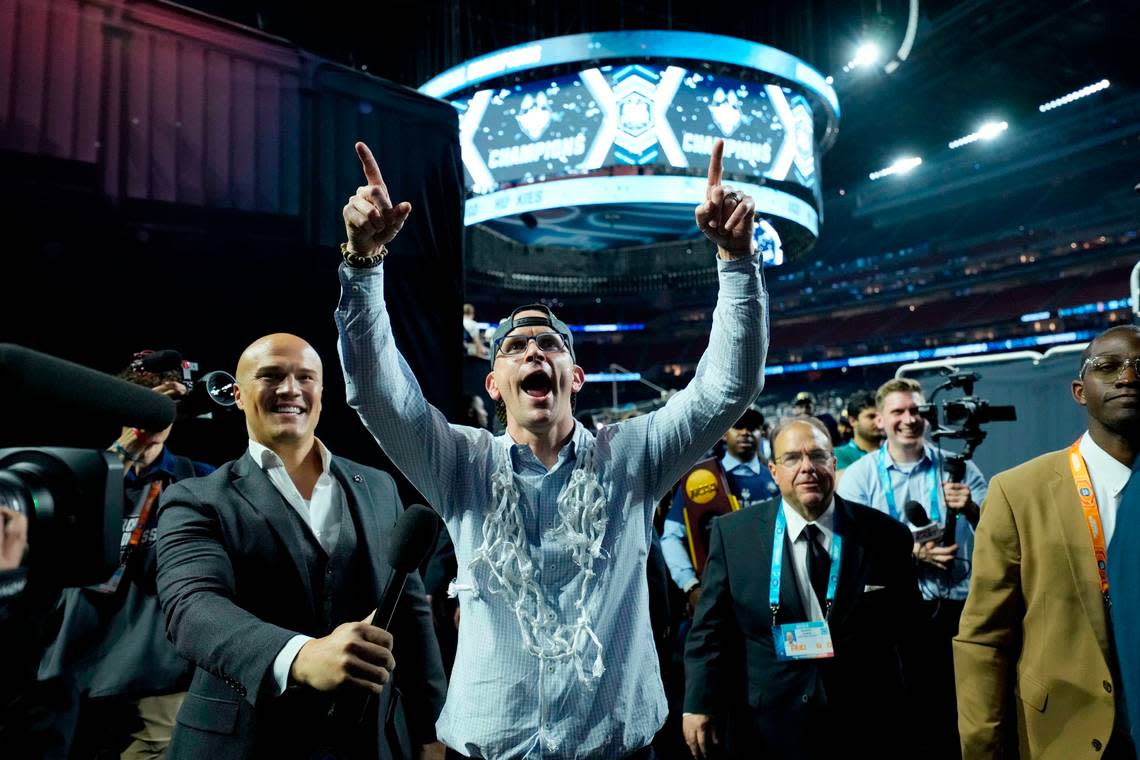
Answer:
[
  {"xmin": 1079, "ymin": 431, "xmax": 1131, "ymax": 546},
  {"xmin": 245, "ymin": 438, "xmax": 345, "ymax": 693},
  {"xmin": 781, "ymin": 498, "xmax": 836, "ymax": 623}
]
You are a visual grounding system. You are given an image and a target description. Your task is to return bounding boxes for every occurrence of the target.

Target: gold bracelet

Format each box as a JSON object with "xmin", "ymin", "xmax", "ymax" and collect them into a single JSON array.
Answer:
[{"xmin": 341, "ymin": 242, "xmax": 387, "ymax": 269}]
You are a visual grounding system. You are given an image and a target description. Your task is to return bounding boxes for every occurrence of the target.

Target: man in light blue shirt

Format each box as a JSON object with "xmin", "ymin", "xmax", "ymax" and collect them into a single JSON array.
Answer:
[
  {"xmin": 836, "ymin": 376, "xmax": 987, "ymax": 760},
  {"xmin": 661, "ymin": 408, "xmax": 780, "ymax": 606},
  {"xmin": 336, "ymin": 140, "xmax": 768, "ymax": 759}
]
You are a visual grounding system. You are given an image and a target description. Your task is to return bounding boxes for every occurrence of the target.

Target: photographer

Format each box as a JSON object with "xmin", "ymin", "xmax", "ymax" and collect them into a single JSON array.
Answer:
[
  {"xmin": 837, "ymin": 377, "xmax": 987, "ymax": 760},
  {"xmin": 35, "ymin": 354, "xmax": 214, "ymax": 759}
]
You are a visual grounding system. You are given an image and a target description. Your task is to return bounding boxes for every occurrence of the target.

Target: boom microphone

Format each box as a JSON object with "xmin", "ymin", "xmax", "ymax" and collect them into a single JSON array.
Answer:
[
  {"xmin": 0, "ymin": 344, "xmax": 176, "ymax": 432},
  {"xmin": 903, "ymin": 500, "xmax": 943, "ymax": 545}
]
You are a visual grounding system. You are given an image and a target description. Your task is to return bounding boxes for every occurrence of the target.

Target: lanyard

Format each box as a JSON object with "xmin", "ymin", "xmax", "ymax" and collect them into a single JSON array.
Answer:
[
  {"xmin": 877, "ymin": 444, "xmax": 941, "ymax": 523},
  {"xmin": 769, "ymin": 507, "xmax": 843, "ymax": 621},
  {"xmin": 1068, "ymin": 439, "xmax": 1110, "ymax": 604},
  {"xmin": 124, "ymin": 480, "xmax": 163, "ymax": 558}
]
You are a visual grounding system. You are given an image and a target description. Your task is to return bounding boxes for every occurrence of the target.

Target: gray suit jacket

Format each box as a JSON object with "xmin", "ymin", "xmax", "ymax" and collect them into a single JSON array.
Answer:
[{"xmin": 156, "ymin": 452, "xmax": 446, "ymax": 760}]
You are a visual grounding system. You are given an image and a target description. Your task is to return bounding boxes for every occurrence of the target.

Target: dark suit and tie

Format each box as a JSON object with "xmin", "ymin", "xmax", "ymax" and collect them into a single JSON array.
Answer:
[
  {"xmin": 155, "ymin": 333, "xmax": 446, "ymax": 760},
  {"xmin": 683, "ymin": 419, "xmax": 922, "ymax": 760}
]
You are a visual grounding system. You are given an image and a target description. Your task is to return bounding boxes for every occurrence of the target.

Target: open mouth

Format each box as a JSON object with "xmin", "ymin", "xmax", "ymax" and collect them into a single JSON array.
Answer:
[{"xmin": 520, "ymin": 372, "xmax": 553, "ymax": 399}]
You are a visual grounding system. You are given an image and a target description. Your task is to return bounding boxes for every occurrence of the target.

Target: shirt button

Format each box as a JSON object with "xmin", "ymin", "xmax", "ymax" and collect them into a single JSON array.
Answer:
[
  {"xmin": 350, "ymin": 285, "xmax": 359, "ymax": 292},
  {"xmin": 1103, "ymin": 680, "xmax": 1113, "ymax": 693},
  {"xmin": 801, "ymin": 694, "xmax": 810, "ymax": 703},
  {"xmin": 1092, "ymin": 739, "xmax": 1103, "ymax": 752}
]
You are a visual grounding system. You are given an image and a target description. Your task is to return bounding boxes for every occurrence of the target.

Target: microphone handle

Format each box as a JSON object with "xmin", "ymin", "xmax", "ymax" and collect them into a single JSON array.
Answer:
[
  {"xmin": 941, "ymin": 510, "xmax": 958, "ymax": 547},
  {"xmin": 326, "ymin": 572, "xmax": 410, "ymax": 731}
]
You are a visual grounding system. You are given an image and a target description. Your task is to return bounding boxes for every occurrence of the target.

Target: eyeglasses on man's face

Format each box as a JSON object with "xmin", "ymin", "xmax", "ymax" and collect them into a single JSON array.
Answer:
[
  {"xmin": 495, "ymin": 331, "xmax": 568, "ymax": 358},
  {"xmin": 774, "ymin": 450, "xmax": 832, "ymax": 469},
  {"xmin": 1081, "ymin": 355, "xmax": 1140, "ymax": 381}
]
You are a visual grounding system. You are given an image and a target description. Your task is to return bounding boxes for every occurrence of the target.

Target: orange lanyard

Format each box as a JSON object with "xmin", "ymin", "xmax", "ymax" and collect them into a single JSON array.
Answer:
[
  {"xmin": 124, "ymin": 480, "xmax": 163, "ymax": 555},
  {"xmin": 1068, "ymin": 439, "xmax": 1110, "ymax": 603}
]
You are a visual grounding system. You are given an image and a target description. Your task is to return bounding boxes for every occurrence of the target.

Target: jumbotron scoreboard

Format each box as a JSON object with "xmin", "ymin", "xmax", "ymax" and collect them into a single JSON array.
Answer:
[{"xmin": 421, "ymin": 31, "xmax": 839, "ymax": 257}]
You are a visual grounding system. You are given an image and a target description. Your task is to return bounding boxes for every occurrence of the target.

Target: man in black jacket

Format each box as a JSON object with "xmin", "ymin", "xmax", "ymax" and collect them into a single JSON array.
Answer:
[
  {"xmin": 156, "ymin": 333, "xmax": 446, "ymax": 759},
  {"xmin": 683, "ymin": 417, "xmax": 921, "ymax": 759}
]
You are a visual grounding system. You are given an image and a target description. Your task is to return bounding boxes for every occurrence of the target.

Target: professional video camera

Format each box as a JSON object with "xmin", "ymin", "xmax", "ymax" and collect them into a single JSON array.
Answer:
[
  {"xmin": 0, "ymin": 344, "xmax": 177, "ymax": 587},
  {"xmin": 129, "ymin": 349, "xmax": 236, "ymax": 419},
  {"xmin": 917, "ymin": 369, "xmax": 1017, "ymax": 482},
  {"xmin": 917, "ymin": 369, "xmax": 1017, "ymax": 546}
]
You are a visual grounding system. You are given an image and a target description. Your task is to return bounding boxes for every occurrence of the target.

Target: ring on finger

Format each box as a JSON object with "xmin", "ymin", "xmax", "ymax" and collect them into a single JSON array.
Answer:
[{"xmin": 724, "ymin": 191, "xmax": 741, "ymax": 203}]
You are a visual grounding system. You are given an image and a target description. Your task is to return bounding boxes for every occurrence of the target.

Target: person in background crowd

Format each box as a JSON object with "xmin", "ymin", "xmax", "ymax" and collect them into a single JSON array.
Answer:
[
  {"xmin": 463, "ymin": 304, "xmax": 487, "ymax": 359},
  {"xmin": 838, "ymin": 376, "xmax": 987, "ymax": 760},
  {"xmin": 661, "ymin": 409, "xmax": 781, "ymax": 610},
  {"xmin": 834, "ymin": 389, "xmax": 884, "ymax": 479},
  {"xmin": 793, "ymin": 391, "xmax": 841, "ymax": 445},
  {"xmin": 37, "ymin": 354, "xmax": 214, "ymax": 760},
  {"xmin": 955, "ymin": 325, "xmax": 1140, "ymax": 760}
]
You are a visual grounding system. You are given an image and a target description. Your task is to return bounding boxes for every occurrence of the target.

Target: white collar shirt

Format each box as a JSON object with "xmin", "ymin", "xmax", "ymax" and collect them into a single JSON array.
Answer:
[
  {"xmin": 1079, "ymin": 432, "xmax": 1131, "ymax": 547},
  {"xmin": 247, "ymin": 438, "xmax": 341, "ymax": 554},
  {"xmin": 780, "ymin": 498, "xmax": 836, "ymax": 622}
]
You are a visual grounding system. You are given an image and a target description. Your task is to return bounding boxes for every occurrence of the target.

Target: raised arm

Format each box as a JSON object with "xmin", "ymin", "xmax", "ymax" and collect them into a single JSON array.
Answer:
[
  {"xmin": 639, "ymin": 140, "xmax": 769, "ymax": 497},
  {"xmin": 335, "ymin": 142, "xmax": 484, "ymax": 514}
]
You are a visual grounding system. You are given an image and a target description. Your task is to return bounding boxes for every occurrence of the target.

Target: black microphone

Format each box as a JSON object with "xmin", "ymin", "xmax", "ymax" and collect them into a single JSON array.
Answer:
[
  {"xmin": 327, "ymin": 504, "xmax": 439, "ymax": 736},
  {"xmin": 375, "ymin": 503, "xmax": 440, "ymax": 629},
  {"xmin": 0, "ymin": 344, "xmax": 176, "ymax": 432},
  {"xmin": 903, "ymin": 500, "xmax": 943, "ymax": 545},
  {"xmin": 138, "ymin": 349, "xmax": 183, "ymax": 373}
]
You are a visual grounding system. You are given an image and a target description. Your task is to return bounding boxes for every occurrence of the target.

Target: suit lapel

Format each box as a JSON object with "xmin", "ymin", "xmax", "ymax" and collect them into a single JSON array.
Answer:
[
  {"xmin": 1054, "ymin": 454, "xmax": 1112, "ymax": 659},
  {"xmin": 231, "ymin": 453, "xmax": 316, "ymax": 617},
  {"xmin": 330, "ymin": 458, "xmax": 393, "ymax": 602},
  {"xmin": 829, "ymin": 496, "xmax": 867, "ymax": 629}
]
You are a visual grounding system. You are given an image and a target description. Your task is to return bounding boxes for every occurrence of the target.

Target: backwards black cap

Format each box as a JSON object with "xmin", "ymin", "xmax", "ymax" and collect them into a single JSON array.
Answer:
[{"xmin": 489, "ymin": 303, "xmax": 575, "ymax": 364}]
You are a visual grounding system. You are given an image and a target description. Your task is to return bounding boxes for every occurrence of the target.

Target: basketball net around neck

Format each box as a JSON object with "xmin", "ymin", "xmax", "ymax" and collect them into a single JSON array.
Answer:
[{"xmin": 465, "ymin": 432, "xmax": 610, "ymax": 685}]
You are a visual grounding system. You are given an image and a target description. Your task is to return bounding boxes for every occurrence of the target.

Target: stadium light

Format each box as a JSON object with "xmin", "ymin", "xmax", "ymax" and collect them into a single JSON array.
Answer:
[
  {"xmin": 842, "ymin": 42, "xmax": 881, "ymax": 72},
  {"xmin": 948, "ymin": 120, "xmax": 1008, "ymax": 149},
  {"xmin": 1038, "ymin": 79, "xmax": 1110, "ymax": 112},
  {"xmin": 868, "ymin": 156, "xmax": 922, "ymax": 181}
]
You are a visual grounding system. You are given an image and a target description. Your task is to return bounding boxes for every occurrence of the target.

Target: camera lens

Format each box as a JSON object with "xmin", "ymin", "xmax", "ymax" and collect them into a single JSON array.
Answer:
[{"xmin": 0, "ymin": 476, "xmax": 33, "ymax": 518}]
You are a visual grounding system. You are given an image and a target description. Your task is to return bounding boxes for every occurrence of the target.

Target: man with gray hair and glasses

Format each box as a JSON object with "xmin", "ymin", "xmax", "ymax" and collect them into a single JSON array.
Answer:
[{"xmin": 334, "ymin": 138, "xmax": 768, "ymax": 759}]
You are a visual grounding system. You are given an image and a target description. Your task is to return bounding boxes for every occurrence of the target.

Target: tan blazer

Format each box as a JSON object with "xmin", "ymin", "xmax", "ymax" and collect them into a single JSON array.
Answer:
[{"xmin": 954, "ymin": 448, "xmax": 1120, "ymax": 759}]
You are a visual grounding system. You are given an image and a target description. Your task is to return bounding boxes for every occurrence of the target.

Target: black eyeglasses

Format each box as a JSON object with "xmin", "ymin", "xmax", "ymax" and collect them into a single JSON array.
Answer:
[
  {"xmin": 495, "ymin": 332, "xmax": 568, "ymax": 358},
  {"xmin": 774, "ymin": 451, "xmax": 832, "ymax": 468},
  {"xmin": 1081, "ymin": 355, "xmax": 1140, "ymax": 381}
]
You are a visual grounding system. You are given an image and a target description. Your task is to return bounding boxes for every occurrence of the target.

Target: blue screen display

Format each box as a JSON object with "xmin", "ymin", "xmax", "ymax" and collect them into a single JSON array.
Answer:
[{"xmin": 455, "ymin": 64, "xmax": 817, "ymax": 197}]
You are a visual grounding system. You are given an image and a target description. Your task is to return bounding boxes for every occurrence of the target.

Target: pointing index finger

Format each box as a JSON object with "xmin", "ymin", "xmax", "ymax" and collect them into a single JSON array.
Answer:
[
  {"xmin": 706, "ymin": 139, "xmax": 724, "ymax": 197},
  {"xmin": 356, "ymin": 141, "xmax": 385, "ymax": 187}
]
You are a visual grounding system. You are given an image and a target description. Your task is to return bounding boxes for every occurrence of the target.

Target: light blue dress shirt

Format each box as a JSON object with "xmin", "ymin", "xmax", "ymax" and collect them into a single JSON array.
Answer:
[
  {"xmin": 335, "ymin": 255, "xmax": 767, "ymax": 759},
  {"xmin": 836, "ymin": 443, "xmax": 987, "ymax": 601}
]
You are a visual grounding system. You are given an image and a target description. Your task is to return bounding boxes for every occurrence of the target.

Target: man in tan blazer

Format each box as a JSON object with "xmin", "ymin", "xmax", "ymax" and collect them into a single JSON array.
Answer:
[{"xmin": 954, "ymin": 325, "xmax": 1140, "ymax": 760}]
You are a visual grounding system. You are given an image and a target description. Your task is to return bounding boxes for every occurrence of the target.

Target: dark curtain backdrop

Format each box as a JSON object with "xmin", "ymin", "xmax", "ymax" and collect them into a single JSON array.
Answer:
[{"xmin": 0, "ymin": 0, "xmax": 464, "ymax": 505}]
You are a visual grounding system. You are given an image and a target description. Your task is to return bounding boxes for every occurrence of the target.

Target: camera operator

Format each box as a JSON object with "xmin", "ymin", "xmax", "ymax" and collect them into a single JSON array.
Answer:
[
  {"xmin": 955, "ymin": 325, "xmax": 1140, "ymax": 760},
  {"xmin": 837, "ymin": 376, "xmax": 988, "ymax": 760},
  {"xmin": 35, "ymin": 354, "xmax": 214, "ymax": 759}
]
